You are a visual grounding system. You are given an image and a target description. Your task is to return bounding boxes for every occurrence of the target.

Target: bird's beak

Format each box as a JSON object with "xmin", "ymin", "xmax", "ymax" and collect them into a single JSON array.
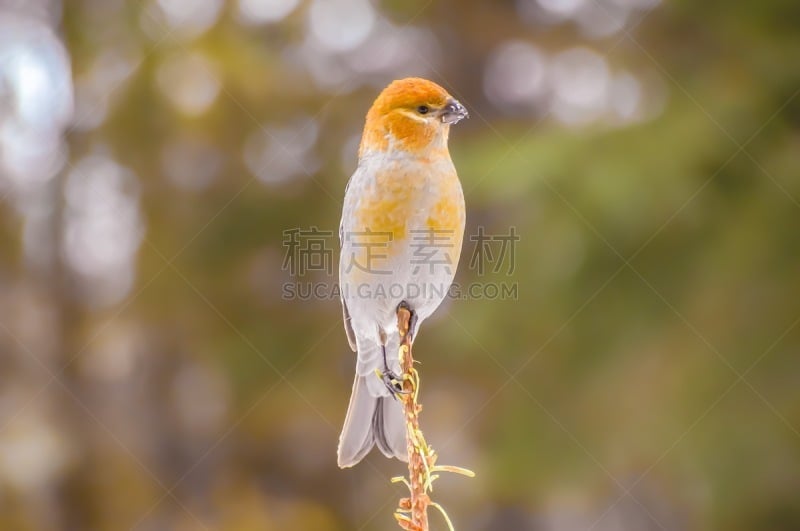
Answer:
[{"xmin": 440, "ymin": 98, "xmax": 469, "ymax": 125}]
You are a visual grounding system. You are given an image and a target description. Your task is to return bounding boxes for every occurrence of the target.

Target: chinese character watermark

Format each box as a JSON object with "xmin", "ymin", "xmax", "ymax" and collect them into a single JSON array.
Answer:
[
  {"xmin": 281, "ymin": 225, "xmax": 520, "ymax": 278},
  {"xmin": 468, "ymin": 226, "xmax": 519, "ymax": 276},
  {"xmin": 344, "ymin": 229, "xmax": 393, "ymax": 275},
  {"xmin": 410, "ymin": 228, "xmax": 455, "ymax": 275},
  {"xmin": 282, "ymin": 226, "xmax": 334, "ymax": 276}
]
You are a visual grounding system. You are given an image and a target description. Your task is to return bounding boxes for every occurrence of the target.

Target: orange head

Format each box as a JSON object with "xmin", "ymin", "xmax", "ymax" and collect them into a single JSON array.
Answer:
[{"xmin": 359, "ymin": 77, "xmax": 468, "ymax": 157}]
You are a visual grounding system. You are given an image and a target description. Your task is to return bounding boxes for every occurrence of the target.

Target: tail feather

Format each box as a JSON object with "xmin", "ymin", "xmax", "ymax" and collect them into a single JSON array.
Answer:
[
  {"xmin": 337, "ymin": 375, "xmax": 375, "ymax": 468},
  {"xmin": 373, "ymin": 395, "xmax": 407, "ymax": 460},
  {"xmin": 338, "ymin": 374, "xmax": 407, "ymax": 468}
]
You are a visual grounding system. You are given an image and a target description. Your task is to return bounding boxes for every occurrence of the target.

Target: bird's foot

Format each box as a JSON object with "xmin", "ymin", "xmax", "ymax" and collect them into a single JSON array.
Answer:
[{"xmin": 378, "ymin": 369, "xmax": 408, "ymax": 399}]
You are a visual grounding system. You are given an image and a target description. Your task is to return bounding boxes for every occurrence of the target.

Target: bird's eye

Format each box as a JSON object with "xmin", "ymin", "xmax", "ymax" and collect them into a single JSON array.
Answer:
[{"xmin": 417, "ymin": 105, "xmax": 429, "ymax": 115}]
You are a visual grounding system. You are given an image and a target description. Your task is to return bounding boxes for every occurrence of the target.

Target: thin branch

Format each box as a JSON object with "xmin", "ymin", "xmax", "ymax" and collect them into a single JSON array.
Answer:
[{"xmin": 393, "ymin": 306, "xmax": 474, "ymax": 530}]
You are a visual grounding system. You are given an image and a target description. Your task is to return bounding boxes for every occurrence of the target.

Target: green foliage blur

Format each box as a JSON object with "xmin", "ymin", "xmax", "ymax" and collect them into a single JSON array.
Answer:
[{"xmin": 0, "ymin": 0, "xmax": 798, "ymax": 530}]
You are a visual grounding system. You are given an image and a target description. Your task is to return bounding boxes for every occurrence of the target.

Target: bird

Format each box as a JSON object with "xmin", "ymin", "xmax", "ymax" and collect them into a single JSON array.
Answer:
[{"xmin": 337, "ymin": 78, "xmax": 468, "ymax": 468}]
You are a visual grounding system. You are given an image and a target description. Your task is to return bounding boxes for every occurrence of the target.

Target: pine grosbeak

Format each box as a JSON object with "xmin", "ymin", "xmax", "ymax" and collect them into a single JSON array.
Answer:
[{"xmin": 337, "ymin": 78, "xmax": 468, "ymax": 467}]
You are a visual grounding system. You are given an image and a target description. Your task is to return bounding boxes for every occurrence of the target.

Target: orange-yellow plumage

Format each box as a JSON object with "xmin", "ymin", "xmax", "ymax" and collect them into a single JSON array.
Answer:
[
  {"xmin": 359, "ymin": 78, "xmax": 453, "ymax": 156},
  {"xmin": 354, "ymin": 166, "xmax": 418, "ymax": 241}
]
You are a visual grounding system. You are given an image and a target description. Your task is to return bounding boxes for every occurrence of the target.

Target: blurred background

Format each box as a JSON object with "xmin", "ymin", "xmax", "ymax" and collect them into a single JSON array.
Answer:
[{"xmin": 0, "ymin": 0, "xmax": 798, "ymax": 529}]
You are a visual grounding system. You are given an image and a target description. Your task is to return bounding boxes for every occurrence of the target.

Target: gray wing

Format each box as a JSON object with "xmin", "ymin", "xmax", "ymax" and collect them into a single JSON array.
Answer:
[
  {"xmin": 340, "ymin": 171, "xmax": 357, "ymax": 352},
  {"xmin": 341, "ymin": 299, "xmax": 357, "ymax": 352}
]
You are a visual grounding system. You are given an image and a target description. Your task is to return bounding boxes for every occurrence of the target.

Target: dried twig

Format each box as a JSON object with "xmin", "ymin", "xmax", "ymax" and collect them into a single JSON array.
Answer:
[{"xmin": 392, "ymin": 306, "xmax": 474, "ymax": 531}]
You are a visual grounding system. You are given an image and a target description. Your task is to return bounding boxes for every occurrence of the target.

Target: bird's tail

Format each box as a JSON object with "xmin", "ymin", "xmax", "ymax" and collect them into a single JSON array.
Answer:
[{"xmin": 337, "ymin": 349, "xmax": 407, "ymax": 468}]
